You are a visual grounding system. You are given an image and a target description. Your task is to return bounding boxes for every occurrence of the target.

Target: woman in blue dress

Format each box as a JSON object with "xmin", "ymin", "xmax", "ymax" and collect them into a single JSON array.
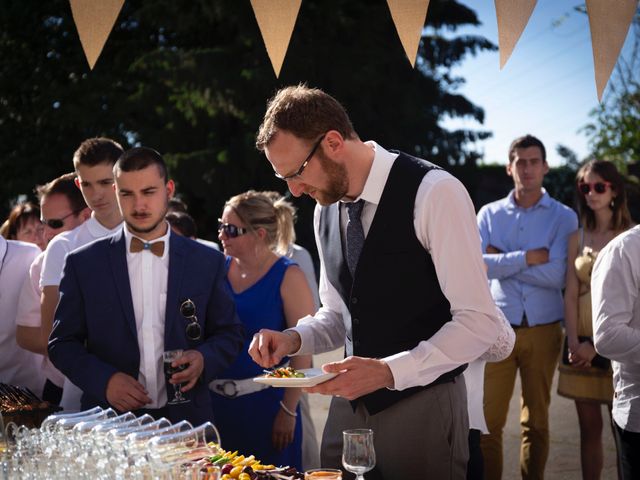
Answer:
[{"xmin": 210, "ymin": 190, "xmax": 315, "ymax": 470}]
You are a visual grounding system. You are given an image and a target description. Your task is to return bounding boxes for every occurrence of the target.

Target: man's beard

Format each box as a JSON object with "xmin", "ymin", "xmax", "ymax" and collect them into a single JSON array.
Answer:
[
  {"xmin": 314, "ymin": 152, "xmax": 349, "ymax": 205},
  {"xmin": 126, "ymin": 209, "xmax": 167, "ymax": 235}
]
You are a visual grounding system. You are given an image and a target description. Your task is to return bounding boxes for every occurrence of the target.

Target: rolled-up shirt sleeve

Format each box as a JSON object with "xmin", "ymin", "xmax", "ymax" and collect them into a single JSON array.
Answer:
[{"xmin": 385, "ymin": 172, "xmax": 506, "ymax": 390}]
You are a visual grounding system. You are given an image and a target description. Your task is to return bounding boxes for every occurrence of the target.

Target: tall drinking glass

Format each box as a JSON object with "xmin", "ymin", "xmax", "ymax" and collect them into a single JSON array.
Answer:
[{"xmin": 342, "ymin": 429, "xmax": 375, "ymax": 480}]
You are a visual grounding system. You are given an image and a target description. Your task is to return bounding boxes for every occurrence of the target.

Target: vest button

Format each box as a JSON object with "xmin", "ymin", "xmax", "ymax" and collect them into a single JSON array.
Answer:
[
  {"xmin": 352, "ymin": 317, "xmax": 360, "ymax": 325},
  {"xmin": 351, "ymin": 297, "xmax": 358, "ymax": 304},
  {"xmin": 353, "ymin": 340, "xmax": 360, "ymax": 347}
]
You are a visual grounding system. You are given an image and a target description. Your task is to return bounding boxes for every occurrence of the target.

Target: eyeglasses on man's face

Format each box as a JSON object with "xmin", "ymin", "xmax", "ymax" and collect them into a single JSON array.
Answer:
[
  {"xmin": 180, "ymin": 299, "xmax": 201, "ymax": 341},
  {"xmin": 274, "ymin": 134, "xmax": 326, "ymax": 181},
  {"xmin": 217, "ymin": 220, "xmax": 247, "ymax": 239},
  {"xmin": 578, "ymin": 181, "xmax": 611, "ymax": 195},
  {"xmin": 40, "ymin": 209, "xmax": 81, "ymax": 229}
]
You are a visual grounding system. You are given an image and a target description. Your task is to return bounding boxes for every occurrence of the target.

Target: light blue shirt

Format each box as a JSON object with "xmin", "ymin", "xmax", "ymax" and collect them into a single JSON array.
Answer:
[{"xmin": 477, "ymin": 189, "xmax": 578, "ymax": 326}]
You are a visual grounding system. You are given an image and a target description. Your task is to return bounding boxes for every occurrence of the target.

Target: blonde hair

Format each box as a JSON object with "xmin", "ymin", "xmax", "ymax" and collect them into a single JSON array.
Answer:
[{"xmin": 225, "ymin": 190, "xmax": 296, "ymax": 255}]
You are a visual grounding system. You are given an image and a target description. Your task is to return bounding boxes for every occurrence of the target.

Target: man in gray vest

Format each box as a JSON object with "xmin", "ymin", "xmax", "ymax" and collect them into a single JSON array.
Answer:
[{"xmin": 249, "ymin": 85, "xmax": 506, "ymax": 479}]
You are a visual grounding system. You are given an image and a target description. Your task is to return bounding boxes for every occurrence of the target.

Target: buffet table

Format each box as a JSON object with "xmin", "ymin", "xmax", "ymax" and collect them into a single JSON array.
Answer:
[{"xmin": 1, "ymin": 403, "xmax": 307, "ymax": 479}]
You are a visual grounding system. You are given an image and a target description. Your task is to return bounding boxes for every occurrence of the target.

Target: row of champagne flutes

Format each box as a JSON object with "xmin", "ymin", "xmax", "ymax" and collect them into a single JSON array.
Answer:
[{"xmin": 1, "ymin": 406, "xmax": 222, "ymax": 479}]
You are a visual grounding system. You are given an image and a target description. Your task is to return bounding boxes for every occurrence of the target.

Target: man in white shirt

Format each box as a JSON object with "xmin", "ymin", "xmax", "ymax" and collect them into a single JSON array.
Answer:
[
  {"xmin": 48, "ymin": 147, "xmax": 243, "ymax": 424},
  {"xmin": 592, "ymin": 225, "xmax": 640, "ymax": 480},
  {"xmin": 0, "ymin": 236, "xmax": 43, "ymax": 394},
  {"xmin": 248, "ymin": 85, "xmax": 506, "ymax": 478},
  {"xmin": 39, "ymin": 137, "xmax": 125, "ymax": 411},
  {"xmin": 15, "ymin": 172, "xmax": 89, "ymax": 404}
]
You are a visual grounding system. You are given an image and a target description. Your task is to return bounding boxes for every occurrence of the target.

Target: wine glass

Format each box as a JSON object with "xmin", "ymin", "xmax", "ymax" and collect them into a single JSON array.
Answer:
[
  {"xmin": 164, "ymin": 349, "xmax": 190, "ymax": 405},
  {"xmin": 342, "ymin": 429, "xmax": 375, "ymax": 480}
]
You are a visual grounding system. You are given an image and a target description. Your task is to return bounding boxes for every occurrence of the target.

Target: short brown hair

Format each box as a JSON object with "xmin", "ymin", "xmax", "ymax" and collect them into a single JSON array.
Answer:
[
  {"xmin": 114, "ymin": 147, "xmax": 168, "ymax": 183},
  {"xmin": 73, "ymin": 137, "xmax": 123, "ymax": 169},
  {"xmin": 166, "ymin": 211, "xmax": 197, "ymax": 238},
  {"xmin": 256, "ymin": 84, "xmax": 357, "ymax": 150},
  {"xmin": 36, "ymin": 172, "xmax": 88, "ymax": 213},
  {"xmin": 508, "ymin": 134, "xmax": 546, "ymax": 163}
]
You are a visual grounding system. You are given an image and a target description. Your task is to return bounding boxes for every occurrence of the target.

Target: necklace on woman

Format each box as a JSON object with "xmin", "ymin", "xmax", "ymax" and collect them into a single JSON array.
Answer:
[{"xmin": 235, "ymin": 251, "xmax": 276, "ymax": 281}]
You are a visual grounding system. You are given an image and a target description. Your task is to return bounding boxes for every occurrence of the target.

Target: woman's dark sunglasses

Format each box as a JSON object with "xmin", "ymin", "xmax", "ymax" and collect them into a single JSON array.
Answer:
[
  {"xmin": 217, "ymin": 220, "xmax": 247, "ymax": 238},
  {"xmin": 40, "ymin": 209, "xmax": 81, "ymax": 229},
  {"xmin": 180, "ymin": 299, "xmax": 202, "ymax": 341},
  {"xmin": 578, "ymin": 181, "xmax": 611, "ymax": 195}
]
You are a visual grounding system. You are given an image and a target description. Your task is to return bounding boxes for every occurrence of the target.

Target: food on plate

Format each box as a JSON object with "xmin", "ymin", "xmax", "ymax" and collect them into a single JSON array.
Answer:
[
  {"xmin": 205, "ymin": 446, "xmax": 304, "ymax": 479},
  {"xmin": 263, "ymin": 366, "xmax": 306, "ymax": 378},
  {"xmin": 304, "ymin": 469, "xmax": 342, "ymax": 479}
]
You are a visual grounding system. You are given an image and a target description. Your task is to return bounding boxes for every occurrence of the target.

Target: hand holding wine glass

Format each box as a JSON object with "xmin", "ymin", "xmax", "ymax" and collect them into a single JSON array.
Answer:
[
  {"xmin": 342, "ymin": 429, "xmax": 375, "ymax": 480},
  {"xmin": 164, "ymin": 349, "xmax": 189, "ymax": 405}
]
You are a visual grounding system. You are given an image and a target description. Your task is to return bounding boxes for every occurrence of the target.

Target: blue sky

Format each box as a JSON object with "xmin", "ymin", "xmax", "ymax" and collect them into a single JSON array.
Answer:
[{"xmin": 441, "ymin": 1, "xmax": 637, "ymax": 167}]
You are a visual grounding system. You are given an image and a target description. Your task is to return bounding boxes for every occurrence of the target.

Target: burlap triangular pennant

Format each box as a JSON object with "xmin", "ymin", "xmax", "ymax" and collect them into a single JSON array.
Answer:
[
  {"xmin": 585, "ymin": 0, "xmax": 637, "ymax": 101},
  {"xmin": 250, "ymin": 0, "xmax": 302, "ymax": 77},
  {"xmin": 69, "ymin": 0, "xmax": 124, "ymax": 70},
  {"xmin": 494, "ymin": 0, "xmax": 537, "ymax": 69},
  {"xmin": 386, "ymin": 0, "xmax": 431, "ymax": 67}
]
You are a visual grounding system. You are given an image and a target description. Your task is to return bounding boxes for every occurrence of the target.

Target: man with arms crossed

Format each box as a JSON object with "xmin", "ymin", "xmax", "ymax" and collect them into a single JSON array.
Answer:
[
  {"xmin": 49, "ymin": 147, "xmax": 243, "ymax": 423},
  {"xmin": 592, "ymin": 225, "xmax": 640, "ymax": 479},
  {"xmin": 39, "ymin": 137, "xmax": 124, "ymax": 411},
  {"xmin": 249, "ymin": 85, "xmax": 506, "ymax": 479},
  {"xmin": 478, "ymin": 134, "xmax": 577, "ymax": 480}
]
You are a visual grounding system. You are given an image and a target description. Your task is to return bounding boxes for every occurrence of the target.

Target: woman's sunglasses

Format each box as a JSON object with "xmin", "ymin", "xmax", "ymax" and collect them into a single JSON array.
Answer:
[
  {"xmin": 217, "ymin": 220, "xmax": 247, "ymax": 238},
  {"xmin": 578, "ymin": 181, "xmax": 612, "ymax": 195},
  {"xmin": 180, "ymin": 299, "xmax": 202, "ymax": 341}
]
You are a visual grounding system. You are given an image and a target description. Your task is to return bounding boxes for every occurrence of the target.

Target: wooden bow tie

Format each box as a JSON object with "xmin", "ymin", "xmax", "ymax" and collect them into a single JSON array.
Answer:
[{"xmin": 130, "ymin": 236, "xmax": 165, "ymax": 257}]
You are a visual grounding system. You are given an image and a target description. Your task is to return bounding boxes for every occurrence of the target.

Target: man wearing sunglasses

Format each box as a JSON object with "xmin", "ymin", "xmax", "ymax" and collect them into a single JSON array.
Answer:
[
  {"xmin": 477, "ymin": 134, "xmax": 578, "ymax": 479},
  {"xmin": 49, "ymin": 147, "xmax": 243, "ymax": 425},
  {"xmin": 15, "ymin": 173, "xmax": 89, "ymax": 405},
  {"xmin": 248, "ymin": 85, "xmax": 509, "ymax": 479},
  {"xmin": 38, "ymin": 137, "xmax": 125, "ymax": 412}
]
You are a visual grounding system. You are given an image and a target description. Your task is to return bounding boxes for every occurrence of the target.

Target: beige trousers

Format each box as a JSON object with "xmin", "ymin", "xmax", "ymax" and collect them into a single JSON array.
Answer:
[{"xmin": 481, "ymin": 321, "xmax": 563, "ymax": 480}]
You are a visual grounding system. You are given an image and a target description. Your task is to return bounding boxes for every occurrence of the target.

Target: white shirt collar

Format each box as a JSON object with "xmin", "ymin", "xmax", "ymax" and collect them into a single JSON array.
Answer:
[
  {"xmin": 348, "ymin": 141, "xmax": 398, "ymax": 206},
  {"xmin": 87, "ymin": 213, "xmax": 123, "ymax": 238},
  {"xmin": 123, "ymin": 221, "xmax": 171, "ymax": 260}
]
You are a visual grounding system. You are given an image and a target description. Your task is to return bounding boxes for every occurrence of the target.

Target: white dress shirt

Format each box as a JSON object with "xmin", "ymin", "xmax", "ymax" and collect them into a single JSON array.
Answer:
[
  {"xmin": 0, "ymin": 237, "xmax": 45, "ymax": 395},
  {"xmin": 292, "ymin": 142, "xmax": 507, "ymax": 391},
  {"xmin": 592, "ymin": 225, "xmax": 640, "ymax": 433},
  {"xmin": 40, "ymin": 214, "xmax": 122, "ymax": 411},
  {"xmin": 124, "ymin": 225, "xmax": 171, "ymax": 408},
  {"xmin": 40, "ymin": 214, "xmax": 122, "ymax": 288},
  {"xmin": 16, "ymin": 252, "xmax": 65, "ymax": 387}
]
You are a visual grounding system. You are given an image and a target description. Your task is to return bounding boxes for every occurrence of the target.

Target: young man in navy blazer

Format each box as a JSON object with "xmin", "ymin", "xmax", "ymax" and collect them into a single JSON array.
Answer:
[{"xmin": 49, "ymin": 147, "xmax": 244, "ymax": 424}]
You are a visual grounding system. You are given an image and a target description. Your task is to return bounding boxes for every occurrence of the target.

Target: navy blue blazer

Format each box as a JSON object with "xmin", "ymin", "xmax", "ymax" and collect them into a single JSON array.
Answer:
[{"xmin": 48, "ymin": 229, "xmax": 244, "ymax": 425}]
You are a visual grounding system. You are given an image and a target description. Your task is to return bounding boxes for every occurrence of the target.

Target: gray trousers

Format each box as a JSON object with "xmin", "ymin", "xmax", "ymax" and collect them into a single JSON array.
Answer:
[{"xmin": 321, "ymin": 377, "xmax": 469, "ymax": 480}]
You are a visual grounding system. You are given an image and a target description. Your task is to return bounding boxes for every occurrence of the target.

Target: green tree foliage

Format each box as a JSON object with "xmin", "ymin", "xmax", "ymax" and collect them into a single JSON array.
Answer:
[
  {"xmin": 0, "ymin": 0, "xmax": 495, "ymax": 244},
  {"xmin": 582, "ymin": 16, "xmax": 640, "ymax": 172}
]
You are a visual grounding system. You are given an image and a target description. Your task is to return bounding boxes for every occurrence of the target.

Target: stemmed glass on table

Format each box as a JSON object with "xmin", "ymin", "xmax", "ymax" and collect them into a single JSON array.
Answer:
[{"xmin": 342, "ymin": 429, "xmax": 376, "ymax": 480}]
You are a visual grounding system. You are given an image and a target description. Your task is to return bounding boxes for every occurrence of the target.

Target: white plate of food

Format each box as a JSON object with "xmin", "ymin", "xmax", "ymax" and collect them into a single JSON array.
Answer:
[{"xmin": 253, "ymin": 367, "xmax": 338, "ymax": 387}]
